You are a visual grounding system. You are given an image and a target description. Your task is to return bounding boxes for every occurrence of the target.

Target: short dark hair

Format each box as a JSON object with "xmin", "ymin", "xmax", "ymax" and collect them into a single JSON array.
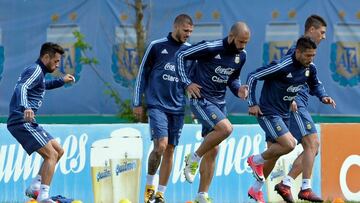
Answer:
[
  {"xmin": 40, "ymin": 42, "xmax": 64, "ymax": 58},
  {"xmin": 296, "ymin": 36, "xmax": 317, "ymax": 52},
  {"xmin": 174, "ymin": 14, "xmax": 193, "ymax": 26},
  {"xmin": 305, "ymin": 15, "xmax": 327, "ymax": 31}
]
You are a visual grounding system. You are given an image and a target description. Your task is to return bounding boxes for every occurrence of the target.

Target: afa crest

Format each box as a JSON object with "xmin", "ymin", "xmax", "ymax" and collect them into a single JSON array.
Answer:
[
  {"xmin": 46, "ymin": 24, "xmax": 81, "ymax": 87},
  {"xmin": 263, "ymin": 23, "xmax": 299, "ymax": 65},
  {"xmin": 306, "ymin": 123, "xmax": 312, "ymax": 130},
  {"xmin": 330, "ymin": 42, "xmax": 360, "ymax": 86},
  {"xmin": 234, "ymin": 55, "xmax": 240, "ymax": 64},
  {"xmin": 111, "ymin": 43, "xmax": 139, "ymax": 88},
  {"xmin": 263, "ymin": 41, "xmax": 293, "ymax": 65},
  {"xmin": 111, "ymin": 26, "xmax": 140, "ymax": 88},
  {"xmin": 330, "ymin": 24, "xmax": 360, "ymax": 87},
  {"xmin": 276, "ymin": 125, "xmax": 282, "ymax": 132}
]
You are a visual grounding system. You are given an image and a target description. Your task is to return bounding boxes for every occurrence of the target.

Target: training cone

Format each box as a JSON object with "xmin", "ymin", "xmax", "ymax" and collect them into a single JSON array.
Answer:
[
  {"xmin": 119, "ymin": 199, "xmax": 132, "ymax": 203},
  {"xmin": 71, "ymin": 200, "xmax": 83, "ymax": 203},
  {"xmin": 26, "ymin": 200, "xmax": 37, "ymax": 203},
  {"xmin": 332, "ymin": 197, "xmax": 345, "ymax": 203}
]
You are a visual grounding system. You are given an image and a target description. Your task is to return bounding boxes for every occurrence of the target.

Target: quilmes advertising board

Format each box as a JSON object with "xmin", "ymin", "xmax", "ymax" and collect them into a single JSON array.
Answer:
[{"xmin": 0, "ymin": 124, "xmax": 321, "ymax": 202}]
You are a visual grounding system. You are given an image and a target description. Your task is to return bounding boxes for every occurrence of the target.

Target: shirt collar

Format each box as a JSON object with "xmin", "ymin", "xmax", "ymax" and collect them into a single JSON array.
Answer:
[
  {"xmin": 36, "ymin": 58, "xmax": 50, "ymax": 73},
  {"xmin": 291, "ymin": 52, "xmax": 304, "ymax": 68},
  {"xmin": 167, "ymin": 32, "xmax": 183, "ymax": 45},
  {"xmin": 223, "ymin": 37, "xmax": 241, "ymax": 54}
]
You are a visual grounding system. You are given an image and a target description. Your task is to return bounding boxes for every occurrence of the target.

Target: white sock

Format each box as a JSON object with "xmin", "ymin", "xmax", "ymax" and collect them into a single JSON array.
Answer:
[
  {"xmin": 282, "ymin": 175, "xmax": 294, "ymax": 187},
  {"xmin": 37, "ymin": 184, "xmax": 50, "ymax": 200},
  {"xmin": 157, "ymin": 185, "xmax": 166, "ymax": 194},
  {"xmin": 146, "ymin": 174, "xmax": 155, "ymax": 186},
  {"xmin": 301, "ymin": 179, "xmax": 311, "ymax": 190},
  {"xmin": 30, "ymin": 175, "xmax": 41, "ymax": 190},
  {"xmin": 191, "ymin": 152, "xmax": 201, "ymax": 163},
  {"xmin": 253, "ymin": 154, "xmax": 265, "ymax": 164},
  {"xmin": 252, "ymin": 180, "xmax": 264, "ymax": 192},
  {"xmin": 198, "ymin": 192, "xmax": 208, "ymax": 198}
]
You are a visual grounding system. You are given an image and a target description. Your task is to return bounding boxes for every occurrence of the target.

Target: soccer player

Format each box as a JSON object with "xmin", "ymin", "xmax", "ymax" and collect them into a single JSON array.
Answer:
[
  {"xmin": 133, "ymin": 14, "xmax": 193, "ymax": 203},
  {"xmin": 7, "ymin": 42, "xmax": 75, "ymax": 203},
  {"xmin": 246, "ymin": 36, "xmax": 335, "ymax": 203},
  {"xmin": 177, "ymin": 22, "xmax": 250, "ymax": 203},
  {"xmin": 274, "ymin": 14, "xmax": 332, "ymax": 203},
  {"xmin": 247, "ymin": 15, "xmax": 334, "ymax": 203}
]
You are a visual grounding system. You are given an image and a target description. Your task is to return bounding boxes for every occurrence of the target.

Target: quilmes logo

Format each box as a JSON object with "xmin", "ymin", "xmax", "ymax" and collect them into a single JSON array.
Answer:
[
  {"xmin": 0, "ymin": 133, "xmax": 87, "ymax": 183},
  {"xmin": 115, "ymin": 153, "xmax": 137, "ymax": 175},
  {"xmin": 330, "ymin": 24, "xmax": 360, "ymax": 87},
  {"xmin": 263, "ymin": 23, "xmax": 299, "ymax": 65},
  {"xmin": 96, "ymin": 161, "xmax": 111, "ymax": 182},
  {"xmin": 0, "ymin": 28, "xmax": 4, "ymax": 82},
  {"xmin": 45, "ymin": 24, "xmax": 82, "ymax": 87},
  {"xmin": 111, "ymin": 26, "xmax": 140, "ymax": 88}
]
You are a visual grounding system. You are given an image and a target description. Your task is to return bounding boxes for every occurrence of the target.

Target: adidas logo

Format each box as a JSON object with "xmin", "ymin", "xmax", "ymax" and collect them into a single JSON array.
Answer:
[
  {"xmin": 286, "ymin": 73, "xmax": 293, "ymax": 78},
  {"xmin": 214, "ymin": 54, "xmax": 221, "ymax": 59},
  {"xmin": 161, "ymin": 49, "xmax": 168, "ymax": 54}
]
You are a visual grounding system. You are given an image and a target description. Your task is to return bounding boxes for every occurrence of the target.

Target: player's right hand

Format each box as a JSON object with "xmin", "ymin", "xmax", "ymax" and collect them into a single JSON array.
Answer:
[
  {"xmin": 186, "ymin": 83, "xmax": 202, "ymax": 99},
  {"xmin": 290, "ymin": 100, "xmax": 298, "ymax": 112},
  {"xmin": 63, "ymin": 74, "xmax": 75, "ymax": 83},
  {"xmin": 248, "ymin": 105, "xmax": 263, "ymax": 117},
  {"xmin": 24, "ymin": 108, "xmax": 35, "ymax": 122}
]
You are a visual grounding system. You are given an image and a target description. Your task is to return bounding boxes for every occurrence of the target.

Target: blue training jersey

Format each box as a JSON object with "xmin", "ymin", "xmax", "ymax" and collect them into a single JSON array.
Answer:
[
  {"xmin": 7, "ymin": 59, "xmax": 65, "ymax": 125},
  {"xmin": 177, "ymin": 37, "xmax": 246, "ymax": 105},
  {"xmin": 286, "ymin": 45, "xmax": 326, "ymax": 107},
  {"xmin": 247, "ymin": 53, "xmax": 328, "ymax": 118},
  {"xmin": 133, "ymin": 33, "xmax": 191, "ymax": 114}
]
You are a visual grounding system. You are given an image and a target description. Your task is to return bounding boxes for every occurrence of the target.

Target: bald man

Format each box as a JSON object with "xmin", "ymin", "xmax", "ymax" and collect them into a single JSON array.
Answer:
[{"xmin": 176, "ymin": 22, "xmax": 250, "ymax": 203}]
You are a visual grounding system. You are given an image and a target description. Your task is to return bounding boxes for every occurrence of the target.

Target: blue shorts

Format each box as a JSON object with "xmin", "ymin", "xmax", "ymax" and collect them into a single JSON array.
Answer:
[
  {"xmin": 148, "ymin": 108, "xmax": 184, "ymax": 146},
  {"xmin": 190, "ymin": 98, "xmax": 227, "ymax": 136},
  {"xmin": 257, "ymin": 115, "xmax": 290, "ymax": 143},
  {"xmin": 289, "ymin": 106, "xmax": 317, "ymax": 143},
  {"xmin": 7, "ymin": 122, "xmax": 53, "ymax": 155}
]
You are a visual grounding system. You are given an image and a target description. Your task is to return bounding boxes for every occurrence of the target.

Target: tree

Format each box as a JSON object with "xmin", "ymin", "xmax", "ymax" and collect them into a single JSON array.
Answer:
[
  {"xmin": 73, "ymin": 0, "xmax": 149, "ymax": 122},
  {"xmin": 73, "ymin": 30, "xmax": 137, "ymax": 122}
]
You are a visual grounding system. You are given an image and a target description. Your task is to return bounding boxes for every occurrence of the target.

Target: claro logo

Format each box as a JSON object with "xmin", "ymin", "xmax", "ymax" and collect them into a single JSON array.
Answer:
[{"xmin": 339, "ymin": 155, "xmax": 360, "ymax": 201}]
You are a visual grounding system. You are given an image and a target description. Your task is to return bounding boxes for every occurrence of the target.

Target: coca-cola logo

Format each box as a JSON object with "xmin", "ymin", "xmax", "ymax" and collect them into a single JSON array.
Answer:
[
  {"xmin": 164, "ymin": 63, "xmax": 175, "ymax": 72},
  {"xmin": 286, "ymin": 85, "xmax": 302, "ymax": 93},
  {"xmin": 215, "ymin": 66, "xmax": 235, "ymax": 75}
]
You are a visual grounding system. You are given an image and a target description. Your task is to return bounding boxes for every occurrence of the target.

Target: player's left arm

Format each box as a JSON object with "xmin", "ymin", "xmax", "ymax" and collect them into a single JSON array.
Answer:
[
  {"xmin": 45, "ymin": 74, "xmax": 74, "ymax": 89},
  {"xmin": 307, "ymin": 65, "xmax": 336, "ymax": 108}
]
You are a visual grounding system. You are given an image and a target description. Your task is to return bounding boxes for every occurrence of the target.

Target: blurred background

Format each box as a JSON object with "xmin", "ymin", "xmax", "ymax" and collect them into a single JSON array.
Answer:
[{"xmin": 1, "ymin": 0, "xmax": 360, "ymax": 124}]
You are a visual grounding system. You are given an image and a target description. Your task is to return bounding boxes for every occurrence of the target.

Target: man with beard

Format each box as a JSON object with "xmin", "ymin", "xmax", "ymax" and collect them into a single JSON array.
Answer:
[
  {"xmin": 246, "ymin": 36, "xmax": 334, "ymax": 203},
  {"xmin": 177, "ymin": 22, "xmax": 250, "ymax": 203},
  {"xmin": 7, "ymin": 42, "xmax": 75, "ymax": 203},
  {"xmin": 133, "ymin": 14, "xmax": 194, "ymax": 203}
]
